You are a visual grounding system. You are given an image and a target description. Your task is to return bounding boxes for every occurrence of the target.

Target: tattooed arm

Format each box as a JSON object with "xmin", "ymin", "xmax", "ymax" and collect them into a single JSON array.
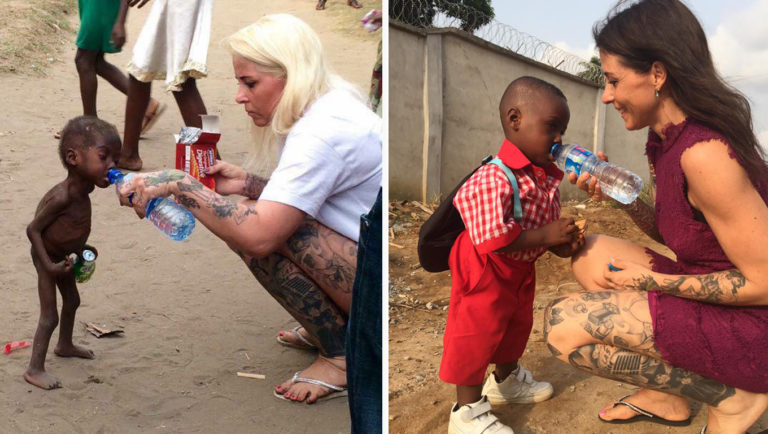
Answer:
[
  {"xmin": 607, "ymin": 140, "xmax": 768, "ymax": 305},
  {"xmin": 118, "ymin": 169, "xmax": 305, "ymax": 258},
  {"xmin": 621, "ymin": 193, "xmax": 662, "ymax": 244},
  {"xmin": 206, "ymin": 160, "xmax": 268, "ymax": 200},
  {"xmin": 606, "ymin": 264, "xmax": 752, "ymax": 305}
]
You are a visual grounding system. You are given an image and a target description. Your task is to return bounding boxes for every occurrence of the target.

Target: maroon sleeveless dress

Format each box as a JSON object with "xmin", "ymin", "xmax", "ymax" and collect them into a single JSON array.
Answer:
[{"xmin": 644, "ymin": 119, "xmax": 768, "ymax": 393}]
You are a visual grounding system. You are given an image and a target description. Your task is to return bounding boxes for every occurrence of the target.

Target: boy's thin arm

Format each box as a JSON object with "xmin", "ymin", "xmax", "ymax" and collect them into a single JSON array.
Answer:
[
  {"xmin": 496, "ymin": 227, "xmax": 549, "ymax": 254},
  {"xmin": 26, "ymin": 194, "xmax": 69, "ymax": 271}
]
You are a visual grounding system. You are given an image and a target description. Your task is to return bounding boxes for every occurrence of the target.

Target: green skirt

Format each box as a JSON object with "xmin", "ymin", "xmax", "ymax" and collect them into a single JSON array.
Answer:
[{"xmin": 76, "ymin": 0, "xmax": 121, "ymax": 53}]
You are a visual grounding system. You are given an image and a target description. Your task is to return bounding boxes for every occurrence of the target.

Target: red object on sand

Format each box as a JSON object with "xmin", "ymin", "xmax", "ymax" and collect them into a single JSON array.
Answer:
[{"xmin": 3, "ymin": 340, "xmax": 31, "ymax": 354}]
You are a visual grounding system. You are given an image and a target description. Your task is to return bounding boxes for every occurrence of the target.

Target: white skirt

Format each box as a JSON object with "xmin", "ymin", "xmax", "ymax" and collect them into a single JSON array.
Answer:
[{"xmin": 127, "ymin": 0, "xmax": 214, "ymax": 91}]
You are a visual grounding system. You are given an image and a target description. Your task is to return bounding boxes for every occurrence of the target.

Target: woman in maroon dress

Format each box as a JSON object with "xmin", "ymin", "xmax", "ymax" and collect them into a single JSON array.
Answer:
[{"xmin": 545, "ymin": 1, "xmax": 768, "ymax": 433}]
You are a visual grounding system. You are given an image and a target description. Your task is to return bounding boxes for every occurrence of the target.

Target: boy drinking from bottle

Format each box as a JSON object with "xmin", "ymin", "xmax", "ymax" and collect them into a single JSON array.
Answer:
[
  {"xmin": 441, "ymin": 76, "xmax": 584, "ymax": 433},
  {"xmin": 25, "ymin": 116, "xmax": 121, "ymax": 389}
]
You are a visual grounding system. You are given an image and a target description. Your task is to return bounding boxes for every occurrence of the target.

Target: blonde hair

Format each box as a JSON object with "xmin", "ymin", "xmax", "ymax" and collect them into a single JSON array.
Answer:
[{"xmin": 225, "ymin": 14, "xmax": 358, "ymax": 174}]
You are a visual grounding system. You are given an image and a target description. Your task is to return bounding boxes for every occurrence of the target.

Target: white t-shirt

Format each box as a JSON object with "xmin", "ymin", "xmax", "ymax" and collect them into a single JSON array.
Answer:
[{"xmin": 259, "ymin": 89, "xmax": 382, "ymax": 242}]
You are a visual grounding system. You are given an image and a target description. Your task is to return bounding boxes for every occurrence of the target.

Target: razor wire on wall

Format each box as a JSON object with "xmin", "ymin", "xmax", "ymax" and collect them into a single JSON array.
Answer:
[{"xmin": 391, "ymin": 0, "xmax": 605, "ymax": 86}]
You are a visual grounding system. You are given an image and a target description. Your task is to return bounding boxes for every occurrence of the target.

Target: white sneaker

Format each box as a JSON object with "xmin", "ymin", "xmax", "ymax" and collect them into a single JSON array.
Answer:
[
  {"xmin": 481, "ymin": 365, "xmax": 553, "ymax": 405},
  {"xmin": 448, "ymin": 396, "xmax": 514, "ymax": 434}
]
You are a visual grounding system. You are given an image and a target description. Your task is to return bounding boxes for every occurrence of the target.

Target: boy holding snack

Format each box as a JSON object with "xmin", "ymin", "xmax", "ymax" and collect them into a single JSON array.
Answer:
[
  {"xmin": 440, "ymin": 76, "xmax": 584, "ymax": 433},
  {"xmin": 25, "ymin": 116, "xmax": 121, "ymax": 389}
]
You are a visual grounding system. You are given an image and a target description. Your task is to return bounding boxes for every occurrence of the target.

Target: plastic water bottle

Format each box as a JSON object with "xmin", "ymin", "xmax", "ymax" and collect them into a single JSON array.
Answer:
[
  {"xmin": 107, "ymin": 169, "xmax": 195, "ymax": 241},
  {"xmin": 551, "ymin": 143, "xmax": 643, "ymax": 204}
]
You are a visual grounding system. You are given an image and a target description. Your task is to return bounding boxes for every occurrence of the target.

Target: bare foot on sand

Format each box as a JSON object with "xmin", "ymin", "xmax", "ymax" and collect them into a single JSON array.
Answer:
[
  {"xmin": 54, "ymin": 343, "xmax": 94, "ymax": 359},
  {"xmin": 599, "ymin": 389, "xmax": 691, "ymax": 423},
  {"xmin": 118, "ymin": 155, "xmax": 143, "ymax": 171},
  {"xmin": 24, "ymin": 368, "xmax": 62, "ymax": 390},
  {"xmin": 274, "ymin": 356, "xmax": 346, "ymax": 404},
  {"xmin": 705, "ymin": 390, "xmax": 768, "ymax": 434}
]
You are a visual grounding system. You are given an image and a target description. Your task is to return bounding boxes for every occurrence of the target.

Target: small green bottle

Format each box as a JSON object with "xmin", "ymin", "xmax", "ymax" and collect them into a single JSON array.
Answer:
[{"xmin": 73, "ymin": 249, "xmax": 96, "ymax": 283}]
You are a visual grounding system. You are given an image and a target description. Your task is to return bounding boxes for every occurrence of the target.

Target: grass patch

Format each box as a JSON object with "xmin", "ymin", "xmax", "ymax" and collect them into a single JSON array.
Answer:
[{"xmin": 0, "ymin": 0, "xmax": 77, "ymax": 75}]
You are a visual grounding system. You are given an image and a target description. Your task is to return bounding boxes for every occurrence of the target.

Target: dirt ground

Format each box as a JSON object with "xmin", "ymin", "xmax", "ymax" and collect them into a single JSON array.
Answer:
[
  {"xmin": 388, "ymin": 200, "xmax": 768, "ymax": 434},
  {"xmin": 0, "ymin": 1, "xmax": 379, "ymax": 433}
]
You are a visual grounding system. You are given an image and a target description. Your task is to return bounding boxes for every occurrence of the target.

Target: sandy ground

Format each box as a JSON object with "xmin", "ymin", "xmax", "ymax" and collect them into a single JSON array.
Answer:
[
  {"xmin": 0, "ymin": 1, "xmax": 379, "ymax": 433},
  {"xmin": 388, "ymin": 200, "xmax": 768, "ymax": 434}
]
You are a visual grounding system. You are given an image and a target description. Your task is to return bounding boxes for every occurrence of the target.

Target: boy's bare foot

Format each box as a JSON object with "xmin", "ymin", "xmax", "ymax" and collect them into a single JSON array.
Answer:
[
  {"xmin": 599, "ymin": 389, "xmax": 690, "ymax": 422},
  {"xmin": 118, "ymin": 156, "xmax": 143, "ymax": 171},
  {"xmin": 705, "ymin": 390, "xmax": 768, "ymax": 434},
  {"xmin": 54, "ymin": 343, "xmax": 94, "ymax": 359},
  {"xmin": 274, "ymin": 356, "xmax": 346, "ymax": 404},
  {"xmin": 316, "ymin": 0, "xmax": 326, "ymax": 10},
  {"xmin": 347, "ymin": 0, "xmax": 362, "ymax": 8},
  {"xmin": 24, "ymin": 368, "xmax": 62, "ymax": 390}
]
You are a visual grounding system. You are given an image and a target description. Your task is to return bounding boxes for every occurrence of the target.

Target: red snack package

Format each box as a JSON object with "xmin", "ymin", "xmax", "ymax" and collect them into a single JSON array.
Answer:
[{"xmin": 175, "ymin": 115, "xmax": 221, "ymax": 190}]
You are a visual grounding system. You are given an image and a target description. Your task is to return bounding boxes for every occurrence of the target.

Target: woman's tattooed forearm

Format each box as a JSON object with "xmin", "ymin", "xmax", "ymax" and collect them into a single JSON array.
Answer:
[
  {"xmin": 144, "ymin": 169, "xmax": 187, "ymax": 186},
  {"xmin": 630, "ymin": 270, "xmax": 745, "ymax": 304},
  {"xmin": 176, "ymin": 179, "xmax": 257, "ymax": 224},
  {"xmin": 243, "ymin": 173, "xmax": 268, "ymax": 200},
  {"xmin": 568, "ymin": 344, "xmax": 735, "ymax": 406}
]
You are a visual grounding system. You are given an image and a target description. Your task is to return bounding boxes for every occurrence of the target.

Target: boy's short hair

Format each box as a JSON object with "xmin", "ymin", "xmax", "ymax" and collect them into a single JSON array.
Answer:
[
  {"xmin": 499, "ymin": 76, "xmax": 566, "ymax": 112},
  {"xmin": 58, "ymin": 116, "xmax": 120, "ymax": 168}
]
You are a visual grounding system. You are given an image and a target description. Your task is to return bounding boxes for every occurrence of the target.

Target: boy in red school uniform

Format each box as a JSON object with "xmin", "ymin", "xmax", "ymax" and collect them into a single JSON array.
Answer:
[{"xmin": 441, "ymin": 76, "xmax": 585, "ymax": 434}]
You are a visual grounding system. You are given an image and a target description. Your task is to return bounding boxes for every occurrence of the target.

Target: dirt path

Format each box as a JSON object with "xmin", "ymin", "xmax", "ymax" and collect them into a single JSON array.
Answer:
[
  {"xmin": 388, "ymin": 200, "xmax": 768, "ymax": 434},
  {"xmin": 0, "ymin": 1, "xmax": 378, "ymax": 432}
]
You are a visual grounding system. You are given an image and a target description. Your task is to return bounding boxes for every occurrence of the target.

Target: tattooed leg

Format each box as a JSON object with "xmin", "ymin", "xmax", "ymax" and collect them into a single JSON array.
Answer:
[
  {"xmin": 243, "ymin": 252, "xmax": 346, "ymax": 357},
  {"xmin": 545, "ymin": 290, "xmax": 691, "ymax": 422},
  {"xmin": 568, "ymin": 344, "xmax": 734, "ymax": 406},
  {"xmin": 279, "ymin": 219, "xmax": 357, "ymax": 315},
  {"xmin": 568, "ymin": 344, "xmax": 768, "ymax": 434},
  {"xmin": 242, "ymin": 252, "xmax": 349, "ymax": 403}
]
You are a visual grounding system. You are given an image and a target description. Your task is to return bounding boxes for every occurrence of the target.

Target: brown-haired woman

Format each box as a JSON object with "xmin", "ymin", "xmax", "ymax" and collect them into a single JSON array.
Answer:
[{"xmin": 545, "ymin": 1, "xmax": 768, "ymax": 433}]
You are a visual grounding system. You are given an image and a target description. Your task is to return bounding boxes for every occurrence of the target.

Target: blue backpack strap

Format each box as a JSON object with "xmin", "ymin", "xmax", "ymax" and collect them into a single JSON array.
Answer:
[{"xmin": 487, "ymin": 158, "xmax": 522, "ymax": 221}]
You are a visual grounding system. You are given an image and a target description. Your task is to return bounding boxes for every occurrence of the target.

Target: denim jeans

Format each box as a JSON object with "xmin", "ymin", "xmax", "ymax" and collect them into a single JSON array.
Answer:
[{"xmin": 346, "ymin": 188, "xmax": 382, "ymax": 433}]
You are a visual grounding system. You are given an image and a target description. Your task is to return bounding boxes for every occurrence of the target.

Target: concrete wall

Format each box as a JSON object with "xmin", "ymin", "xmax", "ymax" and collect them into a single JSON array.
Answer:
[
  {"xmin": 389, "ymin": 22, "xmax": 650, "ymax": 201},
  {"xmin": 389, "ymin": 27, "xmax": 427, "ymax": 199}
]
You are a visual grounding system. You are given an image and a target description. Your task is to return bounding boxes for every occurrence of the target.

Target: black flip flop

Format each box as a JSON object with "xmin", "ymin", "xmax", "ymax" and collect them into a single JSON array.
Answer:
[{"xmin": 598, "ymin": 395, "xmax": 692, "ymax": 427}]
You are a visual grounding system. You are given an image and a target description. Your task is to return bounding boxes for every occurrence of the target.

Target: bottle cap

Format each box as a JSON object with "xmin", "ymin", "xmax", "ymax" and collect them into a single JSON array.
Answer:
[
  {"xmin": 550, "ymin": 142, "xmax": 562, "ymax": 155},
  {"xmin": 81, "ymin": 249, "xmax": 96, "ymax": 262},
  {"xmin": 107, "ymin": 168, "xmax": 123, "ymax": 184}
]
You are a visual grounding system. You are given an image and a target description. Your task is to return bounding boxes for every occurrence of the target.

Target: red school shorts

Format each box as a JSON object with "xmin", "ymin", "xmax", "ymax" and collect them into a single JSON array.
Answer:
[{"xmin": 439, "ymin": 232, "xmax": 536, "ymax": 386}]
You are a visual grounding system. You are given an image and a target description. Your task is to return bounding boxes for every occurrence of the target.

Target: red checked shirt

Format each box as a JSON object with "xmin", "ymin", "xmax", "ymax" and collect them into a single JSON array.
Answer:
[{"xmin": 453, "ymin": 139, "xmax": 564, "ymax": 262}]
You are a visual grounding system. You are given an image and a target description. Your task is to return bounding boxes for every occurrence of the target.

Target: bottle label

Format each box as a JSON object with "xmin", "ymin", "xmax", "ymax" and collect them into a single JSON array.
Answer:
[
  {"xmin": 73, "ymin": 255, "xmax": 96, "ymax": 283},
  {"xmin": 565, "ymin": 145, "xmax": 591, "ymax": 174}
]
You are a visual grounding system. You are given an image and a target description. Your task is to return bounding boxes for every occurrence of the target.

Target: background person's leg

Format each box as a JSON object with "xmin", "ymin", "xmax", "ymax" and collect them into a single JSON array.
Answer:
[
  {"xmin": 74, "ymin": 49, "xmax": 99, "ymax": 116},
  {"xmin": 94, "ymin": 53, "xmax": 128, "ymax": 95},
  {"xmin": 120, "ymin": 75, "xmax": 151, "ymax": 170},
  {"xmin": 172, "ymin": 78, "xmax": 207, "ymax": 128}
]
